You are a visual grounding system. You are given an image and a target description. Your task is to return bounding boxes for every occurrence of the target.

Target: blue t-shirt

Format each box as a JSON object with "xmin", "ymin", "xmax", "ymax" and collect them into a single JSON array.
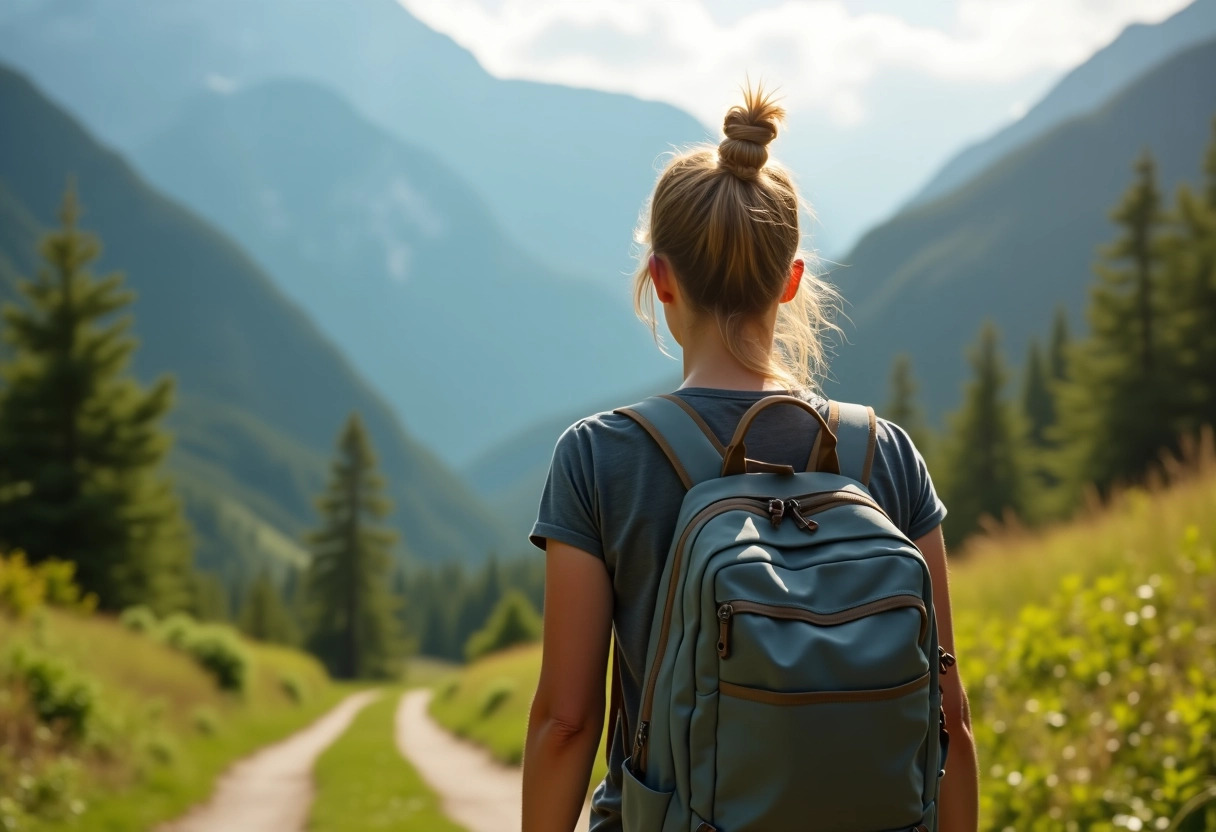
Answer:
[{"xmin": 530, "ymin": 387, "xmax": 947, "ymax": 830}]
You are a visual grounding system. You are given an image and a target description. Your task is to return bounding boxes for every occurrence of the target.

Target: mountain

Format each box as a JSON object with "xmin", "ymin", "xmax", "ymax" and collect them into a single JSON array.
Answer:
[
  {"xmin": 0, "ymin": 64, "xmax": 511, "ymax": 579},
  {"xmin": 908, "ymin": 0, "xmax": 1216, "ymax": 208},
  {"xmin": 132, "ymin": 79, "xmax": 672, "ymax": 463},
  {"xmin": 826, "ymin": 38, "xmax": 1216, "ymax": 421},
  {"xmin": 462, "ymin": 377, "xmax": 679, "ymax": 543},
  {"xmin": 0, "ymin": 0, "xmax": 708, "ymax": 285}
]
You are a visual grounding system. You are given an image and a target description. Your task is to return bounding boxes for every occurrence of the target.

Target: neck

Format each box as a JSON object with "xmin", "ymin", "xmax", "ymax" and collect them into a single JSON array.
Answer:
[{"xmin": 678, "ymin": 316, "xmax": 784, "ymax": 391}]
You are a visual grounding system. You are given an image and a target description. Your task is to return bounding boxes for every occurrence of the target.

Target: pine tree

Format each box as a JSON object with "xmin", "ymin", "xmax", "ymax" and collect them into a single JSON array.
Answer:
[
  {"xmin": 884, "ymin": 354, "xmax": 930, "ymax": 453},
  {"xmin": 941, "ymin": 322, "xmax": 1026, "ymax": 545},
  {"xmin": 239, "ymin": 569, "xmax": 299, "ymax": 645},
  {"xmin": 1057, "ymin": 151, "xmax": 1180, "ymax": 496},
  {"xmin": 1022, "ymin": 339, "xmax": 1053, "ymax": 449},
  {"xmin": 1165, "ymin": 118, "xmax": 1216, "ymax": 432},
  {"xmin": 303, "ymin": 413, "xmax": 403, "ymax": 679},
  {"xmin": 1047, "ymin": 306, "xmax": 1070, "ymax": 387},
  {"xmin": 0, "ymin": 187, "xmax": 191, "ymax": 611}
]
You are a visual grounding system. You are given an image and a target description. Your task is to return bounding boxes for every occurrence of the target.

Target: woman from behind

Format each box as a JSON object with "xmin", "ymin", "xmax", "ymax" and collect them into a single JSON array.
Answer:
[{"xmin": 521, "ymin": 84, "xmax": 979, "ymax": 831}]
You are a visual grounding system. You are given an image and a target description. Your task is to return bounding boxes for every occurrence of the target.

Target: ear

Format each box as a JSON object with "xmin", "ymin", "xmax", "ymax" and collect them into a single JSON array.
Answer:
[
  {"xmin": 650, "ymin": 253, "xmax": 677, "ymax": 305},
  {"xmin": 780, "ymin": 259, "xmax": 805, "ymax": 304}
]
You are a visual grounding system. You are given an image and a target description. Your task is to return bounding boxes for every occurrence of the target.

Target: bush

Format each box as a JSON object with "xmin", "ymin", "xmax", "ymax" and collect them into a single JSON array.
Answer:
[
  {"xmin": 478, "ymin": 678, "xmax": 515, "ymax": 718},
  {"xmin": 279, "ymin": 673, "xmax": 306, "ymax": 704},
  {"xmin": 156, "ymin": 612, "xmax": 196, "ymax": 650},
  {"xmin": 2, "ymin": 644, "xmax": 96, "ymax": 740},
  {"xmin": 119, "ymin": 605, "xmax": 157, "ymax": 634},
  {"xmin": 181, "ymin": 625, "xmax": 249, "ymax": 693},
  {"xmin": 192, "ymin": 707, "xmax": 220, "ymax": 737},
  {"xmin": 464, "ymin": 591, "xmax": 542, "ymax": 662},
  {"xmin": 0, "ymin": 552, "xmax": 96, "ymax": 619},
  {"xmin": 962, "ymin": 525, "xmax": 1216, "ymax": 830}
]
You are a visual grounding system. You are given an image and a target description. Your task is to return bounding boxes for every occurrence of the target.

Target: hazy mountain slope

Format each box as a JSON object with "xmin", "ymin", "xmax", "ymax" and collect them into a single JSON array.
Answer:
[
  {"xmin": 132, "ymin": 79, "xmax": 672, "ymax": 462},
  {"xmin": 0, "ymin": 0, "xmax": 708, "ymax": 283},
  {"xmin": 0, "ymin": 64, "xmax": 509, "ymax": 568},
  {"xmin": 827, "ymin": 38, "xmax": 1216, "ymax": 420},
  {"xmin": 463, "ymin": 377, "xmax": 679, "ymax": 543},
  {"xmin": 909, "ymin": 0, "xmax": 1216, "ymax": 207}
]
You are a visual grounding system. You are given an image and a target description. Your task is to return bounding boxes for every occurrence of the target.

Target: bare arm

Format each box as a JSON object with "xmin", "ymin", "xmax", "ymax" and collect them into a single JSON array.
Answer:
[
  {"xmin": 916, "ymin": 525, "xmax": 979, "ymax": 831},
  {"xmin": 522, "ymin": 540, "xmax": 614, "ymax": 832}
]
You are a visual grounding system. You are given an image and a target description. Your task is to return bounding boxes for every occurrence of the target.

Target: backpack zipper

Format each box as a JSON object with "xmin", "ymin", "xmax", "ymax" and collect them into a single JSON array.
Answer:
[
  {"xmin": 715, "ymin": 594, "xmax": 928, "ymax": 659},
  {"xmin": 631, "ymin": 489, "xmax": 882, "ymax": 774}
]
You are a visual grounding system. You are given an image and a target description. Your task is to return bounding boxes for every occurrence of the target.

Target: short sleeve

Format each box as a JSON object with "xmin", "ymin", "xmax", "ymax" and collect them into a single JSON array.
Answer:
[
  {"xmin": 528, "ymin": 419, "xmax": 605, "ymax": 559},
  {"xmin": 868, "ymin": 418, "xmax": 947, "ymax": 541}
]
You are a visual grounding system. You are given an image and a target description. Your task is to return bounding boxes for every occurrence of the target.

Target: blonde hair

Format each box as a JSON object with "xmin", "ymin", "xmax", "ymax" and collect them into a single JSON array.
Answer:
[{"xmin": 632, "ymin": 84, "xmax": 838, "ymax": 392}]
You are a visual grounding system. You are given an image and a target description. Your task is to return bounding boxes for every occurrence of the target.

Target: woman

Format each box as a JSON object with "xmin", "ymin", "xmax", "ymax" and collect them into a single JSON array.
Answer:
[{"xmin": 521, "ymin": 85, "xmax": 978, "ymax": 831}]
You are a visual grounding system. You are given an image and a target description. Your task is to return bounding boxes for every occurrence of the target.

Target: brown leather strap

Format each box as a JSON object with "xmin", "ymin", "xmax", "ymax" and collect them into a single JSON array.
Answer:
[
  {"xmin": 861, "ymin": 405, "xmax": 878, "ymax": 487},
  {"xmin": 615, "ymin": 408, "xmax": 694, "ymax": 489},
  {"xmin": 723, "ymin": 395, "xmax": 839, "ymax": 477}
]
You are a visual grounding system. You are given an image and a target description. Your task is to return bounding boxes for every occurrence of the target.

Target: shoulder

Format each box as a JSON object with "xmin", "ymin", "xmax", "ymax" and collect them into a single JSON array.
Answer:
[{"xmin": 550, "ymin": 406, "xmax": 654, "ymax": 464}]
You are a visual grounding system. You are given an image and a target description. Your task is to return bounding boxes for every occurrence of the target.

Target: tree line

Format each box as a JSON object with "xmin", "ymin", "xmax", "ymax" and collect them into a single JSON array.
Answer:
[
  {"xmin": 0, "ymin": 185, "xmax": 543, "ymax": 678},
  {"xmin": 892, "ymin": 119, "xmax": 1216, "ymax": 546}
]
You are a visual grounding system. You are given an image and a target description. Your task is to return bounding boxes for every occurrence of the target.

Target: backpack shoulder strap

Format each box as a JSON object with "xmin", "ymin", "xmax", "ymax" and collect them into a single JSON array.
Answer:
[
  {"xmin": 614, "ymin": 394, "xmax": 724, "ymax": 490},
  {"xmin": 827, "ymin": 400, "xmax": 878, "ymax": 488}
]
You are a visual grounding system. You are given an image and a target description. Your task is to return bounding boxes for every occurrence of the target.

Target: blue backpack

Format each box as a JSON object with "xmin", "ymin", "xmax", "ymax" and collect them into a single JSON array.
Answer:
[{"xmin": 611, "ymin": 394, "xmax": 951, "ymax": 832}]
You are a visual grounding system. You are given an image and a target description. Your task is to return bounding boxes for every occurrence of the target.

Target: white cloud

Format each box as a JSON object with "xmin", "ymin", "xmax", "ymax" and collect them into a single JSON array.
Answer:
[{"xmin": 397, "ymin": 0, "xmax": 1192, "ymax": 128}]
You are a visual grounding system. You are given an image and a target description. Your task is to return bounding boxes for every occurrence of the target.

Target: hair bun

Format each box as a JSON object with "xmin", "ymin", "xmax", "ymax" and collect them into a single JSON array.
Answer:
[{"xmin": 718, "ymin": 86, "xmax": 785, "ymax": 181}]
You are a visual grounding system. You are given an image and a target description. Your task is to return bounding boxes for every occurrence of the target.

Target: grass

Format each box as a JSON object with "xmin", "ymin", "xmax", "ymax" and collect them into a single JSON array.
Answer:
[
  {"xmin": 0, "ymin": 608, "xmax": 350, "ymax": 831},
  {"xmin": 308, "ymin": 688, "xmax": 465, "ymax": 832},
  {"xmin": 428, "ymin": 643, "xmax": 610, "ymax": 791},
  {"xmin": 426, "ymin": 446, "xmax": 1216, "ymax": 828}
]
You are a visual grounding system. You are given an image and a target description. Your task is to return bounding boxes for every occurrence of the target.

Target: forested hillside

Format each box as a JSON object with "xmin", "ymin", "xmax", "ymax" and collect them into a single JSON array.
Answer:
[
  {"xmin": 0, "ymin": 65, "xmax": 510, "ymax": 579},
  {"xmin": 829, "ymin": 37, "xmax": 1216, "ymax": 418}
]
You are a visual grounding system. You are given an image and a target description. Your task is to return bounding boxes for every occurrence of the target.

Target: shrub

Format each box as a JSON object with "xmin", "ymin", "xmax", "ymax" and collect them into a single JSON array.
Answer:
[
  {"xmin": 0, "ymin": 552, "xmax": 96, "ymax": 619},
  {"xmin": 2, "ymin": 644, "xmax": 96, "ymax": 740},
  {"xmin": 156, "ymin": 612, "xmax": 196, "ymax": 650},
  {"xmin": 464, "ymin": 590, "xmax": 542, "ymax": 661},
  {"xmin": 192, "ymin": 707, "xmax": 220, "ymax": 737},
  {"xmin": 181, "ymin": 625, "xmax": 249, "ymax": 693},
  {"xmin": 279, "ymin": 673, "xmax": 305, "ymax": 705},
  {"xmin": 962, "ymin": 525, "xmax": 1216, "ymax": 830},
  {"xmin": 478, "ymin": 678, "xmax": 516, "ymax": 718},
  {"xmin": 119, "ymin": 605, "xmax": 157, "ymax": 634}
]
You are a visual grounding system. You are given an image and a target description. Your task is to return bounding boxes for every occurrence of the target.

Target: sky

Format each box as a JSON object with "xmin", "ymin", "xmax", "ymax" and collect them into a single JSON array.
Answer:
[{"xmin": 397, "ymin": 0, "xmax": 1193, "ymax": 254}]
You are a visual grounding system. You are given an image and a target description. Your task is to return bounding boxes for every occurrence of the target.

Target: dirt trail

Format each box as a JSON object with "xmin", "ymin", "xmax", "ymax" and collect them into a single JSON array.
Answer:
[
  {"xmin": 395, "ymin": 689, "xmax": 592, "ymax": 832},
  {"xmin": 159, "ymin": 690, "xmax": 379, "ymax": 832}
]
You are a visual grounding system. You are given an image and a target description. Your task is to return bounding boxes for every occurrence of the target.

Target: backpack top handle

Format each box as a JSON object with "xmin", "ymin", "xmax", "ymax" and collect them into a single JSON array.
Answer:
[{"xmin": 721, "ymin": 395, "xmax": 840, "ymax": 477}]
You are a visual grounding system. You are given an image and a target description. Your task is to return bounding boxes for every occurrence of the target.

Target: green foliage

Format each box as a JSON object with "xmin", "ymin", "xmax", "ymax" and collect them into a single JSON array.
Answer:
[
  {"xmin": 1164, "ymin": 117, "xmax": 1216, "ymax": 437},
  {"xmin": 2, "ymin": 642, "xmax": 97, "ymax": 740},
  {"xmin": 180, "ymin": 625, "xmax": 249, "ymax": 693},
  {"xmin": 960, "ymin": 524, "xmax": 1216, "ymax": 830},
  {"xmin": 940, "ymin": 322, "xmax": 1027, "ymax": 544},
  {"xmin": 464, "ymin": 590, "xmax": 542, "ymax": 662},
  {"xmin": 478, "ymin": 678, "xmax": 516, "ymax": 718},
  {"xmin": 883, "ymin": 354, "xmax": 931, "ymax": 455},
  {"xmin": 0, "ymin": 187, "xmax": 191, "ymax": 613},
  {"xmin": 0, "ymin": 551, "xmax": 96, "ymax": 619},
  {"xmin": 1056, "ymin": 152, "xmax": 1183, "ymax": 501},
  {"xmin": 1022, "ymin": 339, "xmax": 1053, "ymax": 449},
  {"xmin": 120, "ymin": 607, "xmax": 251, "ymax": 692},
  {"xmin": 304, "ymin": 414, "xmax": 404, "ymax": 680},
  {"xmin": 238, "ymin": 569, "xmax": 299, "ymax": 646},
  {"xmin": 279, "ymin": 673, "xmax": 305, "ymax": 705}
]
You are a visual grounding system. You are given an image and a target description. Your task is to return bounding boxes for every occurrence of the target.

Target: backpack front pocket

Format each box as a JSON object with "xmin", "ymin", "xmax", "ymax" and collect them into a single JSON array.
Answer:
[
  {"xmin": 708, "ymin": 592, "xmax": 931, "ymax": 831},
  {"xmin": 713, "ymin": 672, "xmax": 930, "ymax": 832}
]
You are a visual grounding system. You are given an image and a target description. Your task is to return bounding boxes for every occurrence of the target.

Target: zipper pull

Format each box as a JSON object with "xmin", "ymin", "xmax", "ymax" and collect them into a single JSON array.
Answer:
[
  {"xmin": 632, "ymin": 721, "xmax": 650, "ymax": 764},
  {"xmin": 786, "ymin": 499, "xmax": 819, "ymax": 532},
  {"xmin": 767, "ymin": 498, "xmax": 785, "ymax": 528},
  {"xmin": 717, "ymin": 603, "xmax": 734, "ymax": 659},
  {"xmin": 939, "ymin": 646, "xmax": 956, "ymax": 675}
]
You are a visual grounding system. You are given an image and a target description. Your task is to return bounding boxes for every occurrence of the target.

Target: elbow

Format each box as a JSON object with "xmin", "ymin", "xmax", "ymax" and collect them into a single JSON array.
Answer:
[{"xmin": 529, "ymin": 700, "xmax": 603, "ymax": 750}]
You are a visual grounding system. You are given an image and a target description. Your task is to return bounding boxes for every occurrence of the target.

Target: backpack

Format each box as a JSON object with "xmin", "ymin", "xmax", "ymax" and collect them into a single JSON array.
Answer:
[{"xmin": 610, "ymin": 393, "xmax": 950, "ymax": 832}]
